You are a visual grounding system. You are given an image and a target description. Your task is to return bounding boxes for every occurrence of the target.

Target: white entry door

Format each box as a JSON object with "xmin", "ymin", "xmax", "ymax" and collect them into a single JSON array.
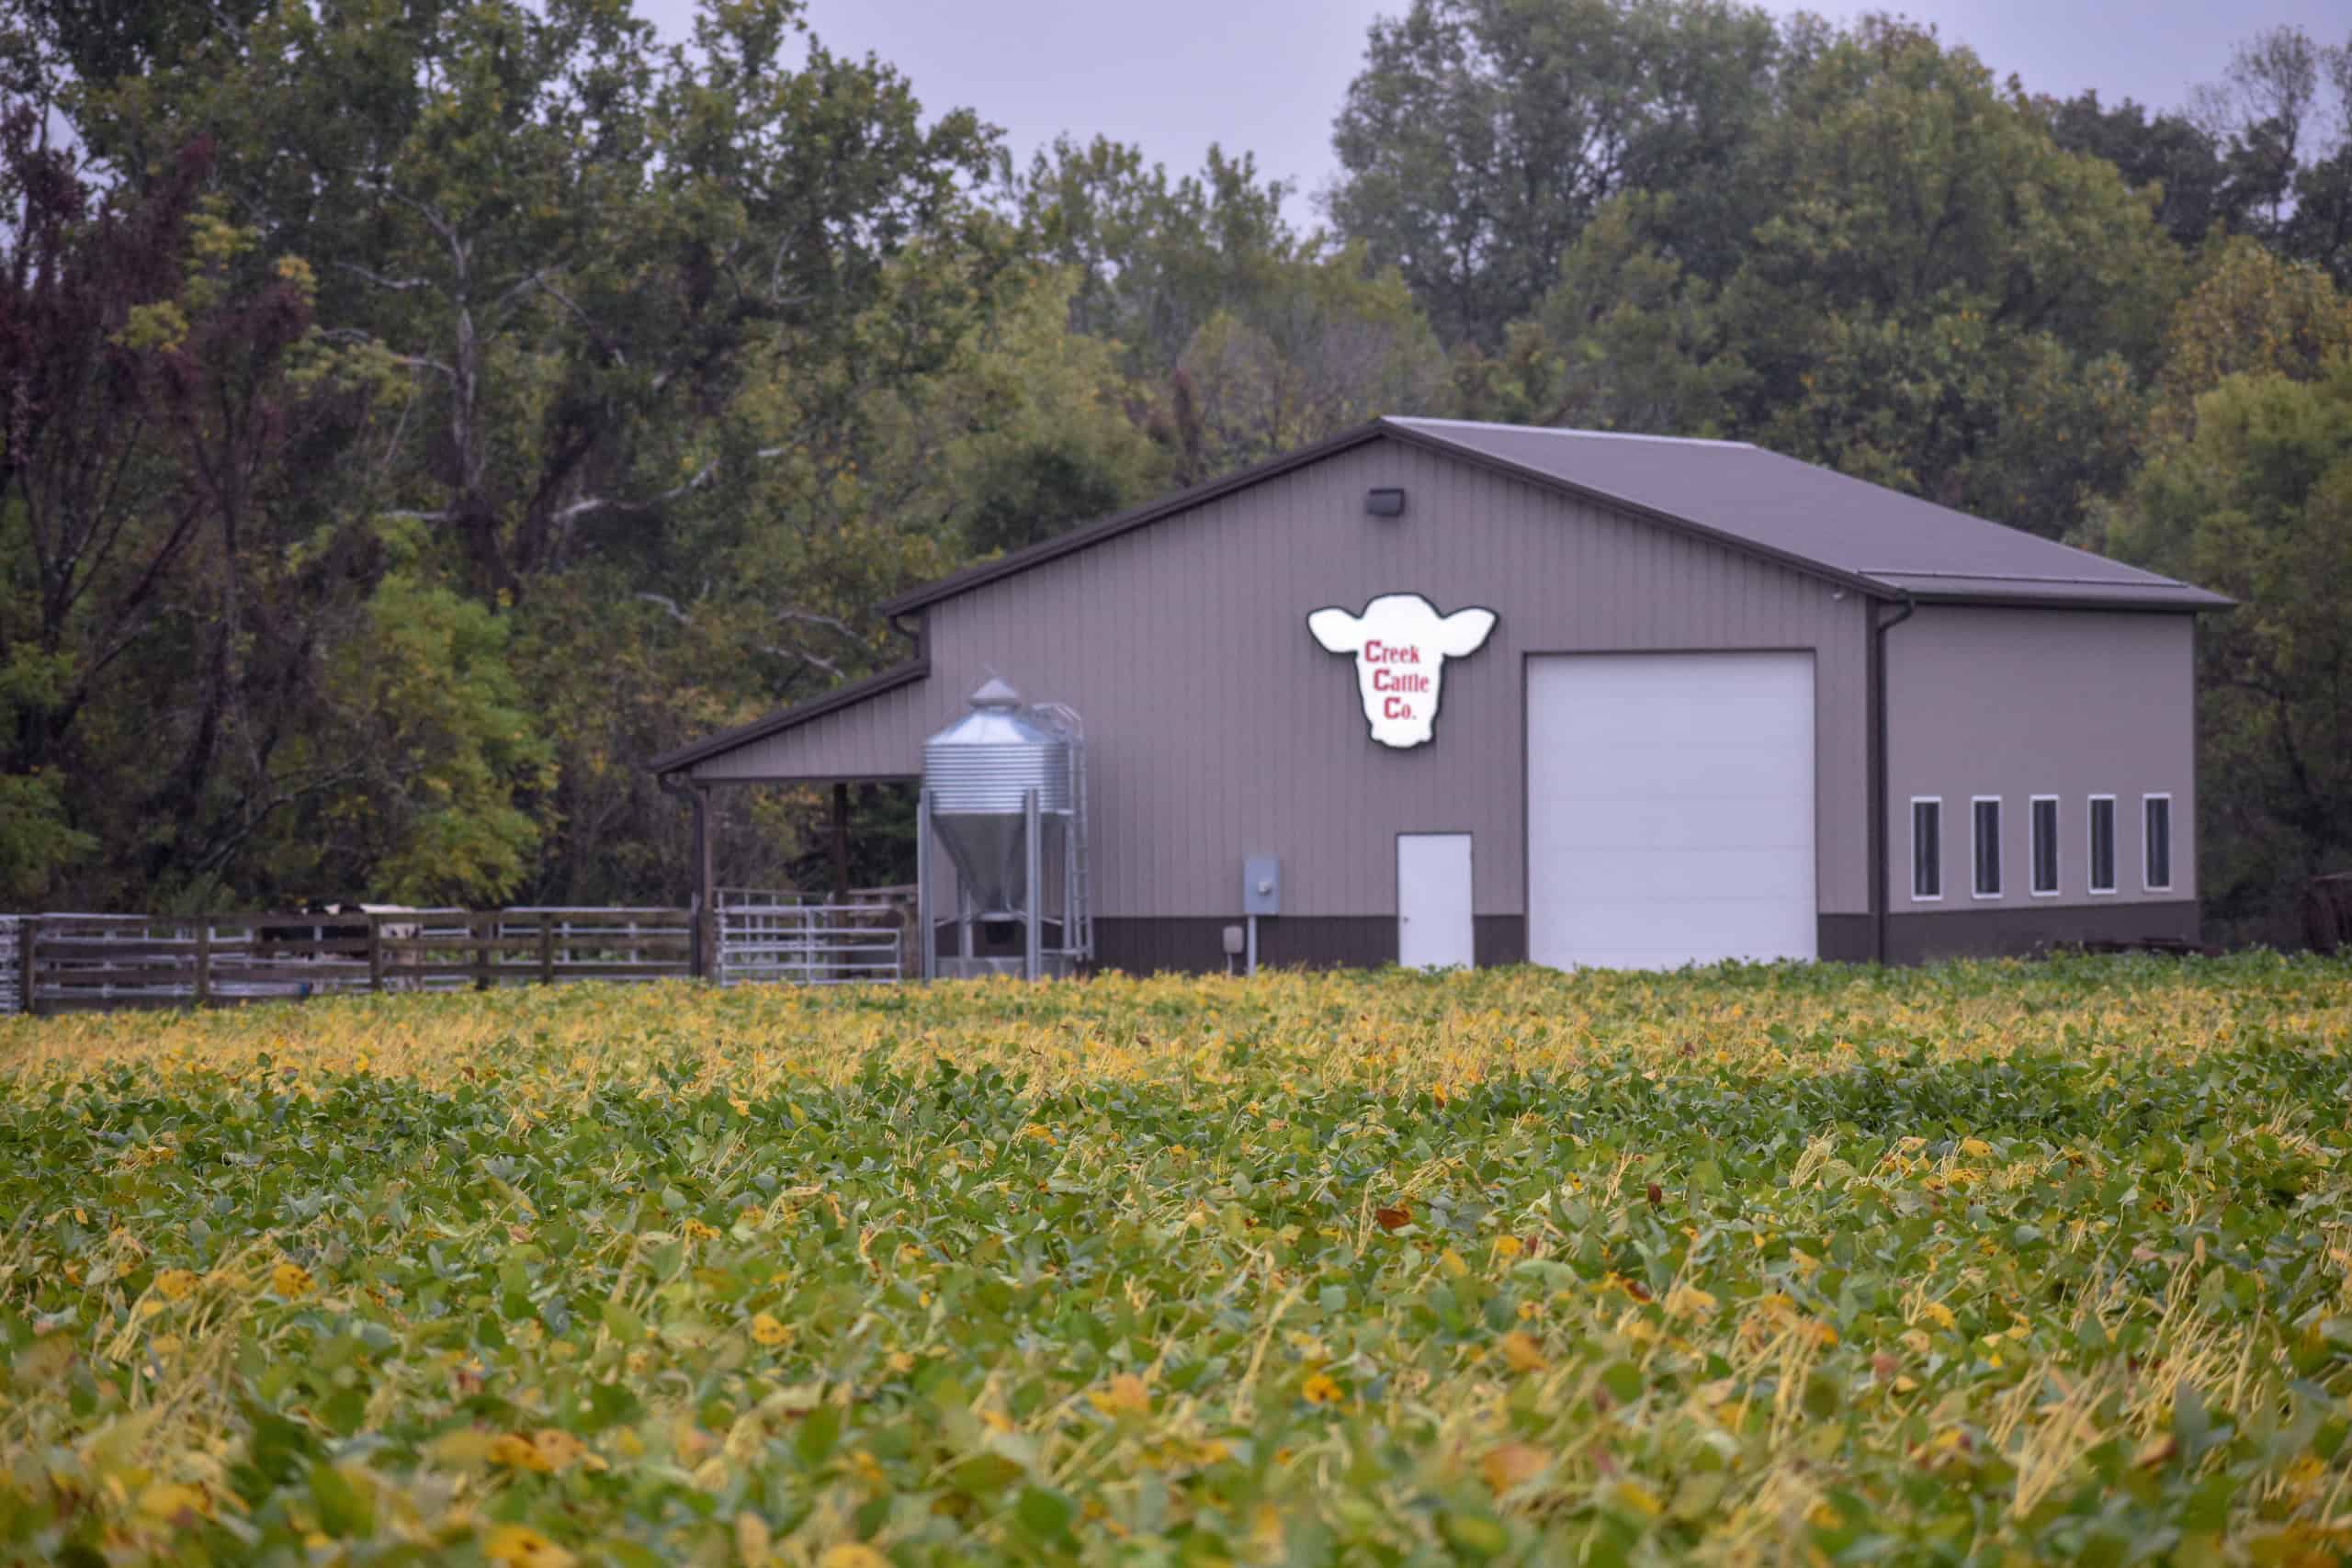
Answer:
[
  {"xmin": 1527, "ymin": 651, "xmax": 1816, "ymax": 969},
  {"xmin": 1397, "ymin": 833, "xmax": 1475, "ymax": 969}
]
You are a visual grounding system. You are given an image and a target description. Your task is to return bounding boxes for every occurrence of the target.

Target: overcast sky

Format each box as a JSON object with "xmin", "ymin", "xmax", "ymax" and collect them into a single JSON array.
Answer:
[{"xmin": 636, "ymin": 0, "xmax": 2346, "ymax": 228}]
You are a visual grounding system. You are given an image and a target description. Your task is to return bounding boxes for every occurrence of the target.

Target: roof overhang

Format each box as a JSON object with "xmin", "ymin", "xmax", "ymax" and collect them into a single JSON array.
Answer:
[{"xmin": 649, "ymin": 659, "xmax": 930, "ymax": 777}]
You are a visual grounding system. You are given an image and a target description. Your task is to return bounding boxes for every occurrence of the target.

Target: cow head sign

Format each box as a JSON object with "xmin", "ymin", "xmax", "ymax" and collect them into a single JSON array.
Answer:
[{"xmin": 1307, "ymin": 593, "xmax": 1498, "ymax": 749}]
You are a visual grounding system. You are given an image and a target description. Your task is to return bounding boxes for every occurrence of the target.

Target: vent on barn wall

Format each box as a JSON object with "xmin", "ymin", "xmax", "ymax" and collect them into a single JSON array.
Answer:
[{"xmin": 917, "ymin": 678, "xmax": 1091, "ymax": 980}]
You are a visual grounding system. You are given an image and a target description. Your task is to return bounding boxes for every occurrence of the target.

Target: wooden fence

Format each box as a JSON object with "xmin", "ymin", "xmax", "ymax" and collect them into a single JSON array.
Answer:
[
  {"xmin": 0, "ymin": 917, "xmax": 18, "ymax": 1016},
  {"xmin": 17, "ymin": 908, "xmax": 693, "ymax": 1015},
  {"xmin": 9, "ymin": 897, "xmax": 924, "ymax": 1016}
]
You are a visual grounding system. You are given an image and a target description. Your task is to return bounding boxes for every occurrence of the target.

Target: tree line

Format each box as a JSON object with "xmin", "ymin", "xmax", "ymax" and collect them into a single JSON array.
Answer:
[{"xmin": 2, "ymin": 0, "xmax": 2346, "ymax": 942}]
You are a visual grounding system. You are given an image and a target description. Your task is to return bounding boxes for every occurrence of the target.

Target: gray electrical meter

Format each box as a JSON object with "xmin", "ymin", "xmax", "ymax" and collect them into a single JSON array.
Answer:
[{"xmin": 1242, "ymin": 856, "xmax": 1280, "ymax": 916}]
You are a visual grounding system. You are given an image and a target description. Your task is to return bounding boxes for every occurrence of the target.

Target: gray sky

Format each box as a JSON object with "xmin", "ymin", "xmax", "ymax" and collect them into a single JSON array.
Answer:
[{"xmin": 637, "ymin": 0, "xmax": 2346, "ymax": 228}]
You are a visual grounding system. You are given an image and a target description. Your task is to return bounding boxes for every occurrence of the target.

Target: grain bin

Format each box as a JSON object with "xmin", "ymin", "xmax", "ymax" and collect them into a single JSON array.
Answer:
[{"xmin": 917, "ymin": 679, "xmax": 1091, "ymax": 979}]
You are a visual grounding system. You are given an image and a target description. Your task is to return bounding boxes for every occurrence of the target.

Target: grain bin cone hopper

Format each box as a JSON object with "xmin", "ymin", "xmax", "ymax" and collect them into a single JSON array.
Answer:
[{"xmin": 917, "ymin": 679, "xmax": 1092, "ymax": 980}]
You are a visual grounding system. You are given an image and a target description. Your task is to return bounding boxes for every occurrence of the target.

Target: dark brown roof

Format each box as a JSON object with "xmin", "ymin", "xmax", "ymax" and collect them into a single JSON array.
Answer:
[
  {"xmin": 1391, "ymin": 420, "xmax": 2227, "ymax": 610},
  {"xmin": 877, "ymin": 417, "xmax": 2226, "ymax": 616},
  {"xmin": 648, "ymin": 659, "xmax": 928, "ymax": 776}
]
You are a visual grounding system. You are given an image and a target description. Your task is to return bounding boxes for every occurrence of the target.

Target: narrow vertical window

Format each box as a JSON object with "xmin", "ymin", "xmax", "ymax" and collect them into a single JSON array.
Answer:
[
  {"xmin": 2030, "ymin": 796, "xmax": 2059, "ymax": 896},
  {"xmin": 1910, "ymin": 798, "xmax": 1941, "ymax": 900},
  {"xmin": 2088, "ymin": 795, "xmax": 2117, "ymax": 894},
  {"xmin": 2143, "ymin": 795, "xmax": 2172, "ymax": 891},
  {"xmin": 1972, "ymin": 797, "xmax": 2002, "ymax": 897}
]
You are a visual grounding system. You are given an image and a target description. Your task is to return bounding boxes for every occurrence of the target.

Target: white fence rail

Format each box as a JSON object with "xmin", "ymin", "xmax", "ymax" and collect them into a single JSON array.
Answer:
[{"xmin": 717, "ymin": 897, "xmax": 909, "ymax": 987}]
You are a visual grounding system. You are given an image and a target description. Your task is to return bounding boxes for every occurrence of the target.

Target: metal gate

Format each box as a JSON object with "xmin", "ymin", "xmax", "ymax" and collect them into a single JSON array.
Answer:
[{"xmin": 715, "ymin": 889, "xmax": 909, "ymax": 986}]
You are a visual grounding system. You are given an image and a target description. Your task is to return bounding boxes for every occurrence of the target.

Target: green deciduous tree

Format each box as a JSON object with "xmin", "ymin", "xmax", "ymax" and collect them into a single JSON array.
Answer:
[
  {"xmin": 2141, "ymin": 237, "xmax": 2352, "ymax": 446},
  {"xmin": 872, "ymin": 265, "xmax": 1164, "ymax": 559},
  {"xmin": 0, "ymin": 108, "xmax": 434, "ymax": 907},
  {"xmin": 2101, "ymin": 359, "xmax": 2352, "ymax": 938},
  {"xmin": 30, "ymin": 0, "xmax": 1023, "ymax": 907},
  {"xmin": 1329, "ymin": 0, "xmax": 1781, "ymax": 350},
  {"xmin": 1006, "ymin": 137, "xmax": 1296, "ymax": 378},
  {"xmin": 1168, "ymin": 253, "xmax": 1446, "ymax": 482},
  {"xmin": 1720, "ymin": 22, "xmax": 2179, "ymax": 520},
  {"xmin": 282, "ymin": 563, "xmax": 554, "ymax": 904},
  {"xmin": 2193, "ymin": 25, "xmax": 2352, "ymax": 287},
  {"xmin": 0, "ymin": 645, "xmax": 93, "ymax": 900},
  {"xmin": 1004, "ymin": 138, "xmax": 1447, "ymax": 486},
  {"xmin": 2082, "ymin": 245, "xmax": 2352, "ymax": 940},
  {"xmin": 1472, "ymin": 20, "xmax": 2179, "ymax": 538},
  {"xmin": 2043, "ymin": 91, "xmax": 2245, "ymax": 250},
  {"xmin": 83, "ymin": 0, "xmax": 1000, "ymax": 609}
]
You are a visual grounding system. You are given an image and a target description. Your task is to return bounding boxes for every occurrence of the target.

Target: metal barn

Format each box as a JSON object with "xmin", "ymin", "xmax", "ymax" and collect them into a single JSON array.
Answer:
[{"xmin": 652, "ymin": 418, "xmax": 2226, "ymax": 973}]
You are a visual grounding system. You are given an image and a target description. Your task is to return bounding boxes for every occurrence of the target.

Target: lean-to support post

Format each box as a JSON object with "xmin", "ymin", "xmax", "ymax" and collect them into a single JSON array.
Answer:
[
  {"xmin": 830, "ymin": 784, "xmax": 851, "ymax": 899},
  {"xmin": 693, "ymin": 783, "xmax": 716, "ymax": 981}
]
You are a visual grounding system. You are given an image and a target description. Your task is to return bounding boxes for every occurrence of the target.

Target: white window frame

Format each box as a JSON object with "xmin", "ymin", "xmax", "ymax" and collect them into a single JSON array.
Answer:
[
  {"xmin": 2030, "ymin": 794, "xmax": 2061, "ymax": 897},
  {"xmin": 1909, "ymin": 795, "xmax": 1943, "ymax": 902},
  {"xmin": 2087, "ymin": 794, "xmax": 2118, "ymax": 896},
  {"xmin": 1970, "ymin": 795, "xmax": 2003, "ymax": 899},
  {"xmin": 2142, "ymin": 792, "xmax": 2174, "ymax": 892}
]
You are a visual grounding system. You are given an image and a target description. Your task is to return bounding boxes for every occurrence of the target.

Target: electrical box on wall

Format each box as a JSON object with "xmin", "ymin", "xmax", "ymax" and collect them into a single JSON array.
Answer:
[{"xmin": 1243, "ymin": 857, "xmax": 1280, "ymax": 916}]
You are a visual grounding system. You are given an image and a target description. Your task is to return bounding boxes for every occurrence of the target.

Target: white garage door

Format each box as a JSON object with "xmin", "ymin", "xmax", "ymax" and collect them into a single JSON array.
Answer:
[{"xmin": 1527, "ymin": 652, "xmax": 1816, "ymax": 970}]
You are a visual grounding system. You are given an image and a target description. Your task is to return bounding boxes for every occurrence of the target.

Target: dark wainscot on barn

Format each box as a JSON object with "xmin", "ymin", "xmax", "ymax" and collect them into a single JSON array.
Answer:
[{"xmin": 652, "ymin": 418, "xmax": 2228, "ymax": 974}]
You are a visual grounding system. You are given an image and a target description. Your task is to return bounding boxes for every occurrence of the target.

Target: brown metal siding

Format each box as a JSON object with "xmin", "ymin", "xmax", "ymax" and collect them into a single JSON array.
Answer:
[
  {"xmin": 887, "ymin": 435, "xmax": 1873, "ymax": 919},
  {"xmin": 688, "ymin": 669, "xmax": 933, "ymax": 783},
  {"xmin": 1094, "ymin": 917, "xmax": 1399, "ymax": 975},
  {"xmin": 1883, "ymin": 606, "xmax": 2196, "ymax": 911}
]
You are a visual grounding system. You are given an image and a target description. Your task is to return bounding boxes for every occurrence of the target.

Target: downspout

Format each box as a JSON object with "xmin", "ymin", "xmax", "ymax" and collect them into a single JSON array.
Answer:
[{"xmin": 1868, "ymin": 590, "xmax": 1917, "ymax": 964}]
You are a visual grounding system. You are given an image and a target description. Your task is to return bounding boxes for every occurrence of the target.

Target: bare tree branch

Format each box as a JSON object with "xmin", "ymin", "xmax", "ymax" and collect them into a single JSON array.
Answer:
[
  {"xmin": 321, "ymin": 328, "xmax": 456, "ymax": 382},
  {"xmin": 531, "ymin": 273, "xmax": 628, "ymax": 367},
  {"xmin": 635, "ymin": 592, "xmax": 691, "ymax": 626},
  {"xmin": 762, "ymin": 644, "xmax": 844, "ymax": 680},
  {"xmin": 335, "ymin": 262, "xmax": 434, "ymax": 292},
  {"xmin": 776, "ymin": 606, "xmax": 856, "ymax": 639},
  {"xmin": 552, "ymin": 456, "xmax": 721, "ymax": 525}
]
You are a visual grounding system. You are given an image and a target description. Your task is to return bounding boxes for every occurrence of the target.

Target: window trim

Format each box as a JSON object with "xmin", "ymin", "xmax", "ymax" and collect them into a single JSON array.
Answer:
[
  {"xmin": 2142, "ymin": 792, "xmax": 2174, "ymax": 893},
  {"xmin": 2029, "ymin": 794, "xmax": 2061, "ymax": 897},
  {"xmin": 1909, "ymin": 795, "xmax": 1943, "ymax": 902},
  {"xmin": 2087, "ymin": 793, "xmax": 2118, "ymax": 896},
  {"xmin": 1970, "ymin": 795, "xmax": 2003, "ymax": 899}
]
